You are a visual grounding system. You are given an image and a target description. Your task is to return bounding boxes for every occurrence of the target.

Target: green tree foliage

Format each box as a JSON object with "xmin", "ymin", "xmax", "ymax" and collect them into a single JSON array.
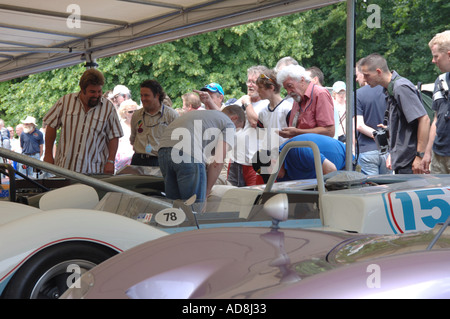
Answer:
[
  {"xmin": 306, "ymin": 0, "xmax": 449, "ymax": 85},
  {"xmin": 99, "ymin": 12, "xmax": 313, "ymax": 107},
  {"xmin": 0, "ymin": 0, "xmax": 448, "ymax": 128}
]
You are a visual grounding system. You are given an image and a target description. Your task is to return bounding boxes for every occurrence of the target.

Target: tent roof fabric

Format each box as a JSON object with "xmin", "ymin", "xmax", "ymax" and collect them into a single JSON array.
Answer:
[{"xmin": 0, "ymin": 0, "xmax": 341, "ymax": 81}]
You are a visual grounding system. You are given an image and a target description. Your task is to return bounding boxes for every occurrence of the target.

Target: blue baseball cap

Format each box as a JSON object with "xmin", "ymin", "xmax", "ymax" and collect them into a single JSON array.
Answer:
[{"xmin": 201, "ymin": 83, "xmax": 224, "ymax": 96}]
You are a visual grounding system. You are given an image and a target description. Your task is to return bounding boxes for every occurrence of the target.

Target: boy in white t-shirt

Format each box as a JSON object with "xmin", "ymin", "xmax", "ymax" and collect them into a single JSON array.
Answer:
[{"xmin": 256, "ymin": 69, "xmax": 293, "ymax": 148}]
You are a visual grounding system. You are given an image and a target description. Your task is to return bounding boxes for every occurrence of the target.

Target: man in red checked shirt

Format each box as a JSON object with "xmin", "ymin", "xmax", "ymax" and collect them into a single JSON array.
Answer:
[{"xmin": 276, "ymin": 64, "xmax": 335, "ymax": 139}]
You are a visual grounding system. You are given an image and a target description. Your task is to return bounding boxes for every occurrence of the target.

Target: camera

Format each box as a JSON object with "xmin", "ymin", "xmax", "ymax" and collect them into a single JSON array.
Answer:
[{"xmin": 373, "ymin": 128, "xmax": 389, "ymax": 155}]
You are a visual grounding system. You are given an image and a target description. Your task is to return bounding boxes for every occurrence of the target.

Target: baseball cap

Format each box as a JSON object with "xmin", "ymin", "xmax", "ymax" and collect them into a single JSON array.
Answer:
[
  {"xmin": 332, "ymin": 81, "xmax": 346, "ymax": 93},
  {"xmin": 200, "ymin": 83, "xmax": 224, "ymax": 96}
]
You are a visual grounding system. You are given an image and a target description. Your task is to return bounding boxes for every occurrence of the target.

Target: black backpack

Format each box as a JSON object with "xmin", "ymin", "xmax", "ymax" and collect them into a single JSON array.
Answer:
[{"xmin": 417, "ymin": 82, "xmax": 435, "ymax": 122}]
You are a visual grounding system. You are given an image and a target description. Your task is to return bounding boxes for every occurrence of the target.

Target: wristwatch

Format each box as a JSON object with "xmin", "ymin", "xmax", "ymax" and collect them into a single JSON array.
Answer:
[
  {"xmin": 415, "ymin": 152, "xmax": 425, "ymax": 158},
  {"xmin": 106, "ymin": 160, "xmax": 115, "ymax": 164}
]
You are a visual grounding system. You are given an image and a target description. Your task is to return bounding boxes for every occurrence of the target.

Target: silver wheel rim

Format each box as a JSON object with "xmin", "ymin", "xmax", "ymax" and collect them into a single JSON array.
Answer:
[{"xmin": 30, "ymin": 259, "xmax": 97, "ymax": 299}]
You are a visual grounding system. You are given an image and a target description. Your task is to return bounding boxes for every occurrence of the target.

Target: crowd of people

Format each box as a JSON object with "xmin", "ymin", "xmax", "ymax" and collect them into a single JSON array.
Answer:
[
  {"xmin": 0, "ymin": 30, "xmax": 448, "ymax": 209},
  {"xmin": 0, "ymin": 116, "xmax": 50, "ymax": 179}
]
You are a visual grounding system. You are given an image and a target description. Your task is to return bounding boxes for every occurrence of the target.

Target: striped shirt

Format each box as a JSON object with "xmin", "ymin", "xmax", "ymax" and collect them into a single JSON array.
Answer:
[{"xmin": 43, "ymin": 92, "xmax": 123, "ymax": 174}]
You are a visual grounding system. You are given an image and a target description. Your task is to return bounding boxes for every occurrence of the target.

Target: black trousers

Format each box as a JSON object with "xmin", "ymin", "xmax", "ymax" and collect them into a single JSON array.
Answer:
[
  {"xmin": 131, "ymin": 153, "xmax": 159, "ymax": 166},
  {"xmin": 394, "ymin": 158, "xmax": 414, "ymax": 174}
]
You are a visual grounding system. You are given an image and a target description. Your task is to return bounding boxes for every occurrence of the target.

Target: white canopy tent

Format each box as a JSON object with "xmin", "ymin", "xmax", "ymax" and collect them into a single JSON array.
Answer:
[
  {"xmin": 0, "ymin": 0, "xmax": 345, "ymax": 81},
  {"xmin": 0, "ymin": 0, "xmax": 355, "ymax": 168}
]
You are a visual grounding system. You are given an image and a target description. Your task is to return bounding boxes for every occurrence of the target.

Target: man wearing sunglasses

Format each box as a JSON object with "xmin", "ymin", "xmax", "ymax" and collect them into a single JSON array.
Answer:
[
  {"xmin": 109, "ymin": 84, "xmax": 131, "ymax": 113},
  {"xmin": 226, "ymin": 66, "xmax": 270, "ymax": 187}
]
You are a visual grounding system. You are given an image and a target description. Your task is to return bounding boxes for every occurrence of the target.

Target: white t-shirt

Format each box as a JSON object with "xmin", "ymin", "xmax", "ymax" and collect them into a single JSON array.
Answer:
[
  {"xmin": 257, "ymin": 98, "xmax": 292, "ymax": 148},
  {"xmin": 231, "ymin": 99, "xmax": 268, "ymax": 165},
  {"xmin": 334, "ymin": 101, "xmax": 346, "ymax": 138}
]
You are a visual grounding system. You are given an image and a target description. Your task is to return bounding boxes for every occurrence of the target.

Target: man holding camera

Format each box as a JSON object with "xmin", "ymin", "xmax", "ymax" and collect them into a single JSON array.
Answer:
[
  {"xmin": 360, "ymin": 53, "xmax": 430, "ymax": 174},
  {"xmin": 354, "ymin": 59, "xmax": 391, "ymax": 175}
]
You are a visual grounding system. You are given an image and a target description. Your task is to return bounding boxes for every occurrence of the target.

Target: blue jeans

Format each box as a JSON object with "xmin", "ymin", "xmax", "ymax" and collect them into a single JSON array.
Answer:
[
  {"xmin": 358, "ymin": 150, "xmax": 391, "ymax": 175},
  {"xmin": 17, "ymin": 153, "xmax": 41, "ymax": 178},
  {"xmin": 158, "ymin": 147, "xmax": 206, "ymax": 206}
]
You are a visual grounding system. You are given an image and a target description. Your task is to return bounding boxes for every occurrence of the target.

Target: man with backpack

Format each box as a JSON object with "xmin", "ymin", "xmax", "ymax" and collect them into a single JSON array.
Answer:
[
  {"xmin": 422, "ymin": 31, "xmax": 450, "ymax": 174},
  {"xmin": 359, "ymin": 53, "xmax": 430, "ymax": 174}
]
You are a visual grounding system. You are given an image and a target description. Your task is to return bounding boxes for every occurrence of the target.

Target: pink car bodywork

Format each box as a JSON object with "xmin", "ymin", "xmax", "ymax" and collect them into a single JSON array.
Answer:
[{"xmin": 62, "ymin": 222, "xmax": 450, "ymax": 299}]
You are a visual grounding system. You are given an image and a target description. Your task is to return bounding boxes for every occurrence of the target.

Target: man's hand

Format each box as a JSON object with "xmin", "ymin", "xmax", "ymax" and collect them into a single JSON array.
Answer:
[
  {"xmin": 420, "ymin": 152, "xmax": 431, "ymax": 174},
  {"xmin": 277, "ymin": 127, "xmax": 299, "ymax": 139},
  {"xmin": 43, "ymin": 153, "xmax": 54, "ymax": 165},
  {"xmin": 193, "ymin": 90, "xmax": 219, "ymax": 110},
  {"xmin": 386, "ymin": 153, "xmax": 392, "ymax": 170},
  {"xmin": 104, "ymin": 162, "xmax": 114, "ymax": 174},
  {"xmin": 412, "ymin": 156, "xmax": 426, "ymax": 174}
]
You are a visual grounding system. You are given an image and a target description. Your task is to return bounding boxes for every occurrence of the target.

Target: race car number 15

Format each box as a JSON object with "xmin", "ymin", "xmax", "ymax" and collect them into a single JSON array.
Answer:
[{"xmin": 385, "ymin": 188, "xmax": 450, "ymax": 233}]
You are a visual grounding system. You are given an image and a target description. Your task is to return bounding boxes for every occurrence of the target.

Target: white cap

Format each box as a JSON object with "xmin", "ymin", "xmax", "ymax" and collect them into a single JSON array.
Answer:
[
  {"xmin": 21, "ymin": 116, "xmax": 37, "ymax": 125},
  {"xmin": 332, "ymin": 81, "xmax": 346, "ymax": 93},
  {"xmin": 112, "ymin": 85, "xmax": 130, "ymax": 96}
]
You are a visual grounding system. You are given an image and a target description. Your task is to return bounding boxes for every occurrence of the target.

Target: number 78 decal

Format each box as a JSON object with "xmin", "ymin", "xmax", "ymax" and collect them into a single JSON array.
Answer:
[{"xmin": 383, "ymin": 188, "xmax": 450, "ymax": 234}]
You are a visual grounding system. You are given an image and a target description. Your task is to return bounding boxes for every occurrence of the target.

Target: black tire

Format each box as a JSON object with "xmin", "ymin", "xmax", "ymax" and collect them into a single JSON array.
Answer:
[{"xmin": 2, "ymin": 241, "xmax": 117, "ymax": 299}]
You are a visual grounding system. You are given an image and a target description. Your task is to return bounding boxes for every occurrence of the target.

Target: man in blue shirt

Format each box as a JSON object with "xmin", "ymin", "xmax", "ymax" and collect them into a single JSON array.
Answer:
[
  {"xmin": 253, "ymin": 133, "xmax": 346, "ymax": 182},
  {"xmin": 19, "ymin": 116, "xmax": 44, "ymax": 178}
]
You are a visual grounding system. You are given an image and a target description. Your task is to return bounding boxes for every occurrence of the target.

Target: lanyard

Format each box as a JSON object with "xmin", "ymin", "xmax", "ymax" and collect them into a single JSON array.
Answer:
[{"xmin": 138, "ymin": 104, "xmax": 165, "ymax": 133}]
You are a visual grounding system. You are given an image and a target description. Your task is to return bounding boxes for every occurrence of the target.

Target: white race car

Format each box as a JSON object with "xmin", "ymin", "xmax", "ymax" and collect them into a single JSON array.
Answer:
[
  {"xmin": 0, "ymin": 172, "xmax": 170, "ymax": 299},
  {"xmin": 150, "ymin": 141, "xmax": 450, "ymax": 236},
  {"xmin": 1, "ymin": 142, "xmax": 449, "ymax": 299}
]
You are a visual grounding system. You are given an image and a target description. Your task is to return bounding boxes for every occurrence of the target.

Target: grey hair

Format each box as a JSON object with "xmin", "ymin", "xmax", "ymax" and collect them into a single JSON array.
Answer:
[
  {"xmin": 274, "ymin": 56, "xmax": 299, "ymax": 72},
  {"xmin": 247, "ymin": 65, "xmax": 270, "ymax": 77},
  {"xmin": 276, "ymin": 64, "xmax": 311, "ymax": 86}
]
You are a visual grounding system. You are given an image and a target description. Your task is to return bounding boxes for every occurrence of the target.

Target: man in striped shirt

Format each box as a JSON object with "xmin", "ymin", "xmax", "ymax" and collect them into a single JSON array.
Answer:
[{"xmin": 43, "ymin": 69, "xmax": 123, "ymax": 174}]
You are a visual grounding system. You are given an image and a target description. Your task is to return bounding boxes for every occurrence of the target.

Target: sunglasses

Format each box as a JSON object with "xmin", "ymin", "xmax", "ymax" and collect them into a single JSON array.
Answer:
[
  {"xmin": 259, "ymin": 73, "xmax": 275, "ymax": 84},
  {"xmin": 203, "ymin": 83, "xmax": 224, "ymax": 95}
]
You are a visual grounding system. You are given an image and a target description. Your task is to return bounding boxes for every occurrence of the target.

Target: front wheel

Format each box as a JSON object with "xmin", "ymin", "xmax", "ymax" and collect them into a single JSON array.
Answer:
[{"xmin": 2, "ymin": 241, "xmax": 117, "ymax": 299}]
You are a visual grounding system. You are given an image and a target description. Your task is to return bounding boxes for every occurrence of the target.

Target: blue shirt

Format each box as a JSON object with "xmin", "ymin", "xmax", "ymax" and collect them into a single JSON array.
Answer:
[
  {"xmin": 20, "ymin": 129, "xmax": 44, "ymax": 155},
  {"xmin": 280, "ymin": 133, "xmax": 346, "ymax": 180},
  {"xmin": 356, "ymin": 85, "xmax": 387, "ymax": 153}
]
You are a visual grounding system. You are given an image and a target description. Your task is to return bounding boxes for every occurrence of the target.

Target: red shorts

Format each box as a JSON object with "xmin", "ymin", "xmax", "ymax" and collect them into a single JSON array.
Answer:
[{"xmin": 242, "ymin": 164, "xmax": 264, "ymax": 186}]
